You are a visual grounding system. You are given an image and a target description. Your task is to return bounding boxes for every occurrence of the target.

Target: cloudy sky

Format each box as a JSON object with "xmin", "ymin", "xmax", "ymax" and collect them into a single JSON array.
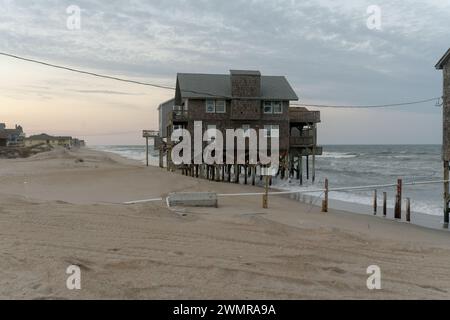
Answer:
[{"xmin": 0, "ymin": 0, "xmax": 449, "ymax": 145}]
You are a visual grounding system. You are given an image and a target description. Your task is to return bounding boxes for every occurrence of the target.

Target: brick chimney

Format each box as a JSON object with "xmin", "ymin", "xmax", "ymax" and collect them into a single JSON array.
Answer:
[{"xmin": 230, "ymin": 70, "xmax": 261, "ymax": 98}]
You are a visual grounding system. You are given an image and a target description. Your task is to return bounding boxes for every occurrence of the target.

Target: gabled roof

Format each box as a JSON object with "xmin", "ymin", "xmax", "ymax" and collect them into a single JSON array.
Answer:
[
  {"xmin": 176, "ymin": 73, "xmax": 299, "ymax": 102},
  {"xmin": 436, "ymin": 48, "xmax": 450, "ymax": 70}
]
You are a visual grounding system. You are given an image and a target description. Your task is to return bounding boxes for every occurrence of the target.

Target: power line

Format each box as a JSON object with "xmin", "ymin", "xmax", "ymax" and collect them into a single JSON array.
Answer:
[
  {"xmin": 0, "ymin": 52, "xmax": 175, "ymax": 90},
  {"xmin": 0, "ymin": 51, "xmax": 440, "ymax": 108},
  {"xmin": 291, "ymin": 97, "xmax": 441, "ymax": 109},
  {"xmin": 0, "ymin": 52, "xmax": 222, "ymax": 98}
]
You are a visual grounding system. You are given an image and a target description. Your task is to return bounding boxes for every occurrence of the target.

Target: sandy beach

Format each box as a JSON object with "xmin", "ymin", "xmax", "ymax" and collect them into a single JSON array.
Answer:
[{"xmin": 0, "ymin": 147, "xmax": 450, "ymax": 300}]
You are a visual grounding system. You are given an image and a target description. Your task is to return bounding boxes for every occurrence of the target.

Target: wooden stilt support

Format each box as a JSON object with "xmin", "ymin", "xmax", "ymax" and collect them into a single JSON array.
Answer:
[
  {"xmin": 244, "ymin": 165, "xmax": 248, "ymax": 185},
  {"xmin": 252, "ymin": 166, "xmax": 256, "ymax": 186},
  {"xmin": 373, "ymin": 190, "xmax": 377, "ymax": 216},
  {"xmin": 444, "ymin": 161, "xmax": 450, "ymax": 228},
  {"xmin": 299, "ymin": 156, "xmax": 303, "ymax": 185},
  {"xmin": 322, "ymin": 178, "xmax": 329, "ymax": 213},
  {"xmin": 312, "ymin": 149, "xmax": 316, "ymax": 184},
  {"xmin": 406, "ymin": 198, "xmax": 411, "ymax": 222},
  {"xmin": 383, "ymin": 192, "xmax": 387, "ymax": 217},
  {"xmin": 306, "ymin": 155, "xmax": 310, "ymax": 180},
  {"xmin": 394, "ymin": 179, "xmax": 402, "ymax": 220},
  {"xmin": 145, "ymin": 137, "xmax": 149, "ymax": 167}
]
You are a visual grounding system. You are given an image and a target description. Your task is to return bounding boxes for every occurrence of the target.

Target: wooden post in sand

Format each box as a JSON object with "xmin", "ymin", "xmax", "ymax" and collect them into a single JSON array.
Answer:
[
  {"xmin": 383, "ymin": 192, "xmax": 387, "ymax": 217},
  {"xmin": 406, "ymin": 198, "xmax": 411, "ymax": 222},
  {"xmin": 373, "ymin": 190, "xmax": 377, "ymax": 216},
  {"xmin": 322, "ymin": 178, "xmax": 329, "ymax": 213},
  {"xmin": 145, "ymin": 137, "xmax": 149, "ymax": 167},
  {"xmin": 394, "ymin": 179, "xmax": 402, "ymax": 220},
  {"xmin": 263, "ymin": 170, "xmax": 269, "ymax": 209}
]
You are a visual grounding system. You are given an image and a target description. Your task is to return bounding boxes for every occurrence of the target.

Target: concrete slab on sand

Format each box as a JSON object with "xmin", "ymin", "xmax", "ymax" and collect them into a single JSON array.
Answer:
[{"xmin": 168, "ymin": 192, "xmax": 218, "ymax": 208}]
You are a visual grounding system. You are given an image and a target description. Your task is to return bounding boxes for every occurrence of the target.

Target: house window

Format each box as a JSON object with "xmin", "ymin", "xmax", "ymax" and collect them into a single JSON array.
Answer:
[
  {"xmin": 273, "ymin": 102, "xmax": 282, "ymax": 114},
  {"xmin": 263, "ymin": 101, "xmax": 283, "ymax": 114},
  {"xmin": 206, "ymin": 99, "xmax": 215, "ymax": 113},
  {"xmin": 264, "ymin": 125, "xmax": 280, "ymax": 138},
  {"xmin": 263, "ymin": 101, "xmax": 273, "ymax": 114},
  {"xmin": 215, "ymin": 100, "xmax": 226, "ymax": 113},
  {"xmin": 206, "ymin": 99, "xmax": 226, "ymax": 113}
]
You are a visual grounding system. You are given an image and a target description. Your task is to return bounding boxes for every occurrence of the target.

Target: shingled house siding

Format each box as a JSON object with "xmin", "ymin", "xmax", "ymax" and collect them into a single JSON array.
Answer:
[
  {"xmin": 444, "ymin": 63, "xmax": 450, "ymax": 160},
  {"xmin": 231, "ymin": 100, "xmax": 261, "ymax": 120},
  {"xmin": 231, "ymin": 73, "xmax": 261, "ymax": 97}
]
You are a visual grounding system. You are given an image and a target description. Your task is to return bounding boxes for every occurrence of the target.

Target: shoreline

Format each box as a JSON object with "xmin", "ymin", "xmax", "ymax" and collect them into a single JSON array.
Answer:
[
  {"xmin": 94, "ymin": 147, "xmax": 448, "ymax": 233},
  {"xmin": 1, "ymin": 147, "xmax": 450, "ymax": 299}
]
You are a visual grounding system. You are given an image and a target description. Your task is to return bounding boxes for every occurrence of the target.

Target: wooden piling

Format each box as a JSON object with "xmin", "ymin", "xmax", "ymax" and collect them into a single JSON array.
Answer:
[
  {"xmin": 373, "ymin": 190, "xmax": 377, "ymax": 216},
  {"xmin": 394, "ymin": 179, "xmax": 402, "ymax": 220},
  {"xmin": 145, "ymin": 137, "xmax": 149, "ymax": 167},
  {"xmin": 383, "ymin": 192, "xmax": 387, "ymax": 217},
  {"xmin": 252, "ymin": 166, "xmax": 256, "ymax": 186},
  {"xmin": 312, "ymin": 149, "xmax": 316, "ymax": 184},
  {"xmin": 444, "ymin": 161, "xmax": 450, "ymax": 228},
  {"xmin": 263, "ymin": 171, "xmax": 269, "ymax": 209},
  {"xmin": 406, "ymin": 198, "xmax": 411, "ymax": 222},
  {"xmin": 244, "ymin": 165, "xmax": 248, "ymax": 185},
  {"xmin": 306, "ymin": 155, "xmax": 310, "ymax": 180},
  {"xmin": 322, "ymin": 178, "xmax": 329, "ymax": 213},
  {"xmin": 299, "ymin": 156, "xmax": 303, "ymax": 185}
]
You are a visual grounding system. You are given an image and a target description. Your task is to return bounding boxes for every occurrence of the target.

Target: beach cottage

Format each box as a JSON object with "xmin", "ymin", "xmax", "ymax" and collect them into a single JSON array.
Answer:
[
  {"xmin": 0, "ymin": 124, "xmax": 25, "ymax": 147},
  {"xmin": 157, "ymin": 70, "xmax": 321, "ymax": 184},
  {"xmin": 25, "ymin": 134, "xmax": 73, "ymax": 148}
]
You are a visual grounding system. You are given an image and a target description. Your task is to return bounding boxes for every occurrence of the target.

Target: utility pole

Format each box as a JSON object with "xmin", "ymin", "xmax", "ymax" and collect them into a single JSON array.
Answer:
[{"xmin": 436, "ymin": 48, "xmax": 450, "ymax": 228}]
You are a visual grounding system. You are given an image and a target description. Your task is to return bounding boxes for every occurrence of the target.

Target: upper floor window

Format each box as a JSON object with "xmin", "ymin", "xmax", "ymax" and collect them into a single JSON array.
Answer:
[
  {"xmin": 206, "ymin": 99, "xmax": 226, "ymax": 113},
  {"xmin": 206, "ymin": 100, "xmax": 215, "ymax": 113},
  {"xmin": 263, "ymin": 101, "xmax": 283, "ymax": 114},
  {"xmin": 216, "ymin": 100, "xmax": 226, "ymax": 113}
]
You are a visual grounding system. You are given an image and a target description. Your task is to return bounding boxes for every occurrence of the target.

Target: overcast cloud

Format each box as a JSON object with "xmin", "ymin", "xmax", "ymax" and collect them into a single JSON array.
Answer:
[{"xmin": 0, "ymin": 0, "xmax": 449, "ymax": 144}]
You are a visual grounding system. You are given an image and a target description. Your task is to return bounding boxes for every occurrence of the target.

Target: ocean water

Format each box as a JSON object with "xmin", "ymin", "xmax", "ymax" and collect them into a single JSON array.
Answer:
[{"xmin": 92, "ymin": 144, "xmax": 444, "ymax": 217}]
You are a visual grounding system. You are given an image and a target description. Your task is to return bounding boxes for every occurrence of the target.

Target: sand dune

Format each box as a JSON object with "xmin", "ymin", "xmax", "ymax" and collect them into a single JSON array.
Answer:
[{"xmin": 0, "ymin": 147, "xmax": 449, "ymax": 299}]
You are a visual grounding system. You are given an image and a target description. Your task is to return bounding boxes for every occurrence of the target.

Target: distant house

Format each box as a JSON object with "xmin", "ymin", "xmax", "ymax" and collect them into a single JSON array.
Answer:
[
  {"xmin": 158, "ymin": 98, "xmax": 175, "ymax": 138},
  {"xmin": 25, "ymin": 134, "xmax": 73, "ymax": 148},
  {"xmin": 0, "ymin": 132, "xmax": 8, "ymax": 147},
  {"xmin": 0, "ymin": 123, "xmax": 25, "ymax": 147},
  {"xmin": 72, "ymin": 138, "xmax": 86, "ymax": 148}
]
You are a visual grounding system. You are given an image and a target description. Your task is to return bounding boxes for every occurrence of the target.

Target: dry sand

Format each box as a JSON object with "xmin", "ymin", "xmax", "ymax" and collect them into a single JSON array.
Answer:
[{"xmin": 0, "ymin": 147, "xmax": 450, "ymax": 299}]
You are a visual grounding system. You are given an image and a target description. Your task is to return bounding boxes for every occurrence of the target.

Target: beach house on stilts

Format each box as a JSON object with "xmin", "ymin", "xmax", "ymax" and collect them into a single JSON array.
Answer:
[{"xmin": 157, "ymin": 70, "xmax": 322, "ymax": 185}]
